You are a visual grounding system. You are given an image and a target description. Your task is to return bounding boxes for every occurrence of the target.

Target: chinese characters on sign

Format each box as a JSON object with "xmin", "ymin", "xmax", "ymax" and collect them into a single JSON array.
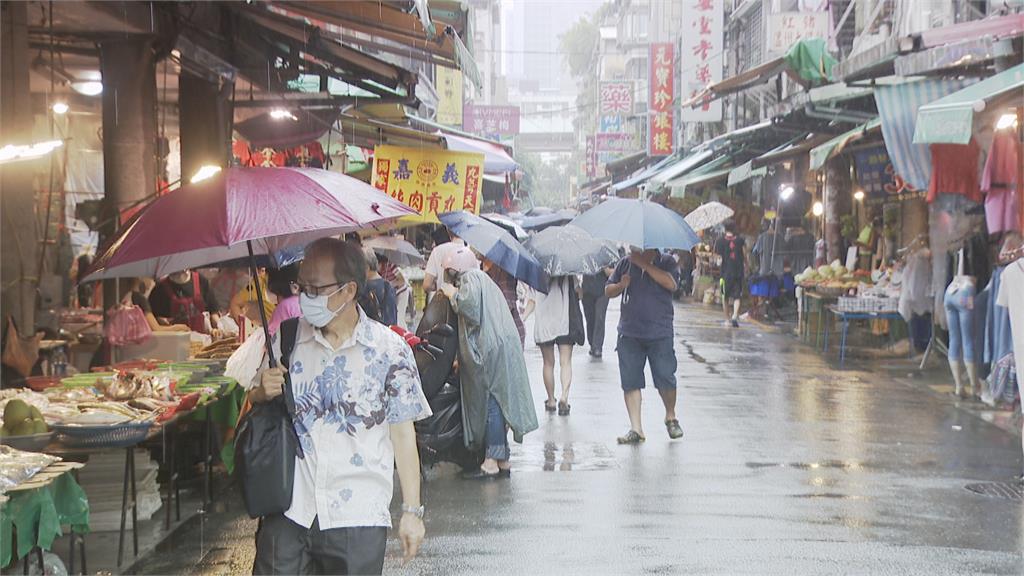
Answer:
[
  {"xmin": 852, "ymin": 146, "xmax": 923, "ymax": 205},
  {"xmin": 435, "ymin": 66, "xmax": 464, "ymax": 126},
  {"xmin": 681, "ymin": 0, "xmax": 723, "ymax": 122},
  {"xmin": 648, "ymin": 43, "xmax": 674, "ymax": 156},
  {"xmin": 463, "ymin": 105, "xmax": 520, "ymax": 135},
  {"xmin": 595, "ymin": 132, "xmax": 639, "ymax": 154},
  {"xmin": 599, "ymin": 81, "xmax": 634, "ymax": 116},
  {"xmin": 371, "ymin": 146, "xmax": 484, "ymax": 224},
  {"xmin": 586, "ymin": 136, "xmax": 596, "ymax": 178},
  {"xmin": 766, "ymin": 12, "xmax": 830, "ymax": 53}
]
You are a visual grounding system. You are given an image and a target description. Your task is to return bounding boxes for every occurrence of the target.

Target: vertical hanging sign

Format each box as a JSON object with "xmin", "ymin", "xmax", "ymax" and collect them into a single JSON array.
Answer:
[
  {"xmin": 648, "ymin": 43, "xmax": 674, "ymax": 157},
  {"xmin": 681, "ymin": 0, "xmax": 723, "ymax": 122},
  {"xmin": 435, "ymin": 65, "xmax": 464, "ymax": 126},
  {"xmin": 586, "ymin": 136, "xmax": 597, "ymax": 178}
]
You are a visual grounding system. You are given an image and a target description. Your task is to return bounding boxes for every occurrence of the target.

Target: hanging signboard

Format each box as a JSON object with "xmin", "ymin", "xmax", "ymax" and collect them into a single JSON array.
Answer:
[
  {"xmin": 435, "ymin": 66, "xmax": 463, "ymax": 126},
  {"xmin": 681, "ymin": 0, "xmax": 723, "ymax": 122},
  {"xmin": 463, "ymin": 105, "xmax": 520, "ymax": 135},
  {"xmin": 599, "ymin": 81, "xmax": 634, "ymax": 116},
  {"xmin": 648, "ymin": 43, "xmax": 675, "ymax": 156},
  {"xmin": 372, "ymin": 145, "xmax": 484, "ymax": 224},
  {"xmin": 766, "ymin": 12, "xmax": 830, "ymax": 53},
  {"xmin": 852, "ymin": 145, "xmax": 924, "ymax": 205},
  {"xmin": 596, "ymin": 132, "xmax": 640, "ymax": 154},
  {"xmin": 586, "ymin": 136, "xmax": 596, "ymax": 178}
]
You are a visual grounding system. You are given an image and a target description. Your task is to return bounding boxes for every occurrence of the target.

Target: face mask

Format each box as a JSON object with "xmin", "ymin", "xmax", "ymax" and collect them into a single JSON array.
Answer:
[{"xmin": 299, "ymin": 284, "xmax": 350, "ymax": 328}]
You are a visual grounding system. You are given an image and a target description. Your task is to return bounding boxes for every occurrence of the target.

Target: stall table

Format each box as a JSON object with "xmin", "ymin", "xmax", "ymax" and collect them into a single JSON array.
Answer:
[
  {"xmin": 800, "ymin": 290, "xmax": 838, "ymax": 350},
  {"xmin": 823, "ymin": 306, "xmax": 912, "ymax": 369}
]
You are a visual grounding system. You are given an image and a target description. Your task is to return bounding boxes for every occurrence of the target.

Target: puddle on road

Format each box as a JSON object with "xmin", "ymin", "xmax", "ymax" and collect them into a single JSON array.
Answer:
[
  {"xmin": 789, "ymin": 492, "xmax": 863, "ymax": 500},
  {"xmin": 745, "ymin": 459, "xmax": 869, "ymax": 472},
  {"xmin": 678, "ymin": 339, "xmax": 722, "ymax": 375},
  {"xmin": 510, "ymin": 442, "xmax": 618, "ymax": 472}
]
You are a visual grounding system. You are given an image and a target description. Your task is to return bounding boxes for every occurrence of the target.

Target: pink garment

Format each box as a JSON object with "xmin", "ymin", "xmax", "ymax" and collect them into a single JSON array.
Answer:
[
  {"xmin": 267, "ymin": 295, "xmax": 301, "ymax": 334},
  {"xmin": 982, "ymin": 132, "xmax": 1020, "ymax": 234},
  {"xmin": 927, "ymin": 141, "xmax": 982, "ymax": 204}
]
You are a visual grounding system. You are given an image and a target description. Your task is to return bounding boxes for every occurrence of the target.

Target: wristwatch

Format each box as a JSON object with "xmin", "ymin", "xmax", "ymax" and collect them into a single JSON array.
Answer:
[{"xmin": 401, "ymin": 504, "xmax": 425, "ymax": 518}]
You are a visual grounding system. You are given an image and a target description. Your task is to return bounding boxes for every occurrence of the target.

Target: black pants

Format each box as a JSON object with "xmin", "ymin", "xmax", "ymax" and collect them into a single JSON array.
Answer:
[
  {"xmin": 581, "ymin": 294, "xmax": 609, "ymax": 353},
  {"xmin": 253, "ymin": 514, "xmax": 387, "ymax": 575}
]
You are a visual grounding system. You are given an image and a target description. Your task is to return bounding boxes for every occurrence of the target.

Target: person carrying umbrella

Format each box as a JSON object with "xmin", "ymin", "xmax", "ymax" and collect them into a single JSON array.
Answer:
[
  {"xmin": 523, "ymin": 276, "xmax": 584, "ymax": 415},
  {"xmin": 437, "ymin": 247, "xmax": 538, "ymax": 479}
]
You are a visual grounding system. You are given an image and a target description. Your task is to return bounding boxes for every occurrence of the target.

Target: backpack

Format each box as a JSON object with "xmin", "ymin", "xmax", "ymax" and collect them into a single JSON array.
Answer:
[{"xmin": 234, "ymin": 318, "xmax": 302, "ymax": 518}]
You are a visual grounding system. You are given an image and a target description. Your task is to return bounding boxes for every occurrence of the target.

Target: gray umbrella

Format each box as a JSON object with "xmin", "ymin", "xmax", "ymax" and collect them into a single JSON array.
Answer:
[{"xmin": 523, "ymin": 224, "xmax": 620, "ymax": 276}]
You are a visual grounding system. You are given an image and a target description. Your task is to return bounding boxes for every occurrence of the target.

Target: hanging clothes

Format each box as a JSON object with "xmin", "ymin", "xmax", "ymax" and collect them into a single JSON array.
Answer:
[
  {"xmin": 981, "ymin": 132, "xmax": 1020, "ymax": 235},
  {"xmin": 926, "ymin": 141, "xmax": 982, "ymax": 204},
  {"xmin": 984, "ymin": 266, "xmax": 1014, "ymax": 367},
  {"xmin": 898, "ymin": 250, "xmax": 932, "ymax": 323}
]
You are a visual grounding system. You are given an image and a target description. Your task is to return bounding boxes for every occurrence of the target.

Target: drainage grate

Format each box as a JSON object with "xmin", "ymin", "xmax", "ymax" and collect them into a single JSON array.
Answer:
[{"xmin": 964, "ymin": 482, "xmax": 1023, "ymax": 501}]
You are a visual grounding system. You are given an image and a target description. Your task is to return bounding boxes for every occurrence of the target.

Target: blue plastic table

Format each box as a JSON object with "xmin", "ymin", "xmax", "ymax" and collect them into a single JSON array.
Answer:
[{"xmin": 823, "ymin": 306, "xmax": 910, "ymax": 369}]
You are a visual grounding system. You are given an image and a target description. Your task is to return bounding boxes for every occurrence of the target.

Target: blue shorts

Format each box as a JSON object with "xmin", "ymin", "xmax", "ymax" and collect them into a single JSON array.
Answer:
[{"xmin": 616, "ymin": 335, "xmax": 677, "ymax": 391}]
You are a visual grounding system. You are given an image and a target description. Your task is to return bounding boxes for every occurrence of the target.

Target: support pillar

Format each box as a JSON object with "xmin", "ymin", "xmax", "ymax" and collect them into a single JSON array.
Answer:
[
  {"xmin": 99, "ymin": 39, "xmax": 157, "ymax": 306},
  {"xmin": 0, "ymin": 2, "xmax": 39, "ymax": 332}
]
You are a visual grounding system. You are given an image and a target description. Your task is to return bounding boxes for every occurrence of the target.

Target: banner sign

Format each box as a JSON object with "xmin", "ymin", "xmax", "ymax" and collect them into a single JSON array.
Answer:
[
  {"xmin": 852, "ymin": 145, "xmax": 923, "ymax": 205},
  {"xmin": 600, "ymin": 115, "xmax": 625, "ymax": 133},
  {"xmin": 435, "ymin": 66, "xmax": 463, "ymax": 126},
  {"xmin": 586, "ymin": 136, "xmax": 596, "ymax": 178},
  {"xmin": 463, "ymin": 105, "xmax": 520, "ymax": 135},
  {"xmin": 599, "ymin": 81, "xmax": 633, "ymax": 116},
  {"xmin": 372, "ymin": 145, "xmax": 484, "ymax": 224},
  {"xmin": 681, "ymin": 0, "xmax": 723, "ymax": 122},
  {"xmin": 596, "ymin": 132, "xmax": 639, "ymax": 153},
  {"xmin": 648, "ymin": 43, "xmax": 675, "ymax": 156},
  {"xmin": 766, "ymin": 12, "xmax": 830, "ymax": 53}
]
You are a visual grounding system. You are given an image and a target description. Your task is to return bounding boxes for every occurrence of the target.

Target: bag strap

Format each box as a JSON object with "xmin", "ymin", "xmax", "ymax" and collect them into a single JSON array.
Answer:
[{"xmin": 279, "ymin": 317, "xmax": 299, "ymax": 369}]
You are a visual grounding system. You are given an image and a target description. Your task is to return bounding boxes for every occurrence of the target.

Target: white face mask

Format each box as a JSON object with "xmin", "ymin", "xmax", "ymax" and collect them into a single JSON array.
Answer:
[{"xmin": 299, "ymin": 284, "xmax": 351, "ymax": 328}]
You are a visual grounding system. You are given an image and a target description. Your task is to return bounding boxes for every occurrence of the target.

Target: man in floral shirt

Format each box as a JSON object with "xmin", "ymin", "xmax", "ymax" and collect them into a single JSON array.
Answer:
[{"xmin": 251, "ymin": 238, "xmax": 431, "ymax": 575}]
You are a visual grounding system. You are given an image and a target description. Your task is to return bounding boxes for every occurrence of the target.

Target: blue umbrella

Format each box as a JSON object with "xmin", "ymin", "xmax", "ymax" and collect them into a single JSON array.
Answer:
[
  {"xmin": 571, "ymin": 198, "xmax": 700, "ymax": 250},
  {"xmin": 438, "ymin": 211, "xmax": 549, "ymax": 293}
]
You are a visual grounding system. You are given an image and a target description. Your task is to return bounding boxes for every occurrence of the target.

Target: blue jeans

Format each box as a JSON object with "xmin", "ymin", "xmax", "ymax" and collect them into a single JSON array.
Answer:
[
  {"xmin": 944, "ymin": 282, "xmax": 976, "ymax": 362},
  {"xmin": 485, "ymin": 395, "xmax": 509, "ymax": 461}
]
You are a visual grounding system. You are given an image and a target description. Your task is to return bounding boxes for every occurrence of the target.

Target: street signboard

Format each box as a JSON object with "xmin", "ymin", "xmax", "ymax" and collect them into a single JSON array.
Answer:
[
  {"xmin": 648, "ymin": 42, "xmax": 675, "ymax": 156},
  {"xmin": 463, "ymin": 105, "xmax": 520, "ymax": 135},
  {"xmin": 681, "ymin": 0, "xmax": 723, "ymax": 122}
]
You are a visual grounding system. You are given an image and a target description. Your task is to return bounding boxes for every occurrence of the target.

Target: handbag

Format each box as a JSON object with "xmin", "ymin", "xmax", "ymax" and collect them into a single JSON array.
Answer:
[
  {"xmin": 104, "ymin": 297, "xmax": 153, "ymax": 346},
  {"xmin": 234, "ymin": 318, "xmax": 302, "ymax": 518},
  {"xmin": 2, "ymin": 318, "xmax": 41, "ymax": 378}
]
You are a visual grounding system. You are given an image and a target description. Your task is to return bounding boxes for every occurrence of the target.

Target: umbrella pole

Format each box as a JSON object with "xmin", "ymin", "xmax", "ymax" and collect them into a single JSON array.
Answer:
[{"xmin": 246, "ymin": 240, "xmax": 278, "ymax": 369}]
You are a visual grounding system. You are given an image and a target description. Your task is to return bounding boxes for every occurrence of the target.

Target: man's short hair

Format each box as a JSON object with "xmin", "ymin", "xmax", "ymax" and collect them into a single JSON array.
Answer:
[
  {"xmin": 362, "ymin": 247, "xmax": 379, "ymax": 270},
  {"xmin": 305, "ymin": 237, "xmax": 367, "ymax": 292}
]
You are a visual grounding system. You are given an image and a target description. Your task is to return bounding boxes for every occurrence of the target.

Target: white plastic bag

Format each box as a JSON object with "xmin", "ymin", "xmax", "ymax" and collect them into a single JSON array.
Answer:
[{"xmin": 225, "ymin": 330, "xmax": 266, "ymax": 391}]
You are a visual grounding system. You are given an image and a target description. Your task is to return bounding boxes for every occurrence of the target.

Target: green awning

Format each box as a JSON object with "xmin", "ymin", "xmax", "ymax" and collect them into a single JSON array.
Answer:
[
  {"xmin": 727, "ymin": 161, "xmax": 767, "ymax": 186},
  {"xmin": 647, "ymin": 150, "xmax": 715, "ymax": 191},
  {"xmin": 784, "ymin": 37, "xmax": 838, "ymax": 85},
  {"xmin": 913, "ymin": 63, "xmax": 1024, "ymax": 145},
  {"xmin": 809, "ymin": 118, "xmax": 881, "ymax": 170},
  {"xmin": 668, "ymin": 157, "xmax": 731, "ymax": 197}
]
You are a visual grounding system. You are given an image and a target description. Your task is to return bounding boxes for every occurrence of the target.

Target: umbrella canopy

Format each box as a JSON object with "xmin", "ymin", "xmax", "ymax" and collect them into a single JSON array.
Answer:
[
  {"xmin": 481, "ymin": 212, "xmax": 528, "ymax": 241},
  {"xmin": 364, "ymin": 235, "xmax": 425, "ymax": 267},
  {"xmin": 684, "ymin": 201, "xmax": 735, "ymax": 232},
  {"xmin": 438, "ymin": 211, "xmax": 548, "ymax": 292},
  {"xmin": 85, "ymin": 167, "xmax": 417, "ymax": 280},
  {"xmin": 571, "ymin": 198, "xmax": 700, "ymax": 250},
  {"xmin": 523, "ymin": 225, "xmax": 619, "ymax": 276},
  {"xmin": 521, "ymin": 209, "xmax": 577, "ymax": 231}
]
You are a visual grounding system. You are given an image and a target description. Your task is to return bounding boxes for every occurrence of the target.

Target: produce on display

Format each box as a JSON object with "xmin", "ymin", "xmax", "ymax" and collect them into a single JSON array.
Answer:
[
  {"xmin": 0, "ymin": 399, "xmax": 49, "ymax": 437},
  {"xmin": 794, "ymin": 260, "xmax": 874, "ymax": 291}
]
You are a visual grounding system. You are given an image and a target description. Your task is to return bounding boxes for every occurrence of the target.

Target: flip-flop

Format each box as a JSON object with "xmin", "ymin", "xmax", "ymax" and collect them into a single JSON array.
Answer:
[
  {"xmin": 544, "ymin": 401, "xmax": 557, "ymax": 413},
  {"xmin": 557, "ymin": 401, "xmax": 571, "ymax": 416},
  {"xmin": 616, "ymin": 430, "xmax": 645, "ymax": 445}
]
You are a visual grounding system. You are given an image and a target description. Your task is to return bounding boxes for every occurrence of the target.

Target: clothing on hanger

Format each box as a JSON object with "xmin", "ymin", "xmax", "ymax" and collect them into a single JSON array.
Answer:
[{"xmin": 927, "ymin": 141, "xmax": 982, "ymax": 204}]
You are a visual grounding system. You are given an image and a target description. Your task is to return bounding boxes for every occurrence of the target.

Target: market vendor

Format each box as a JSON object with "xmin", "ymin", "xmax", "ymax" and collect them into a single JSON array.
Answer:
[
  {"xmin": 148, "ymin": 269, "xmax": 221, "ymax": 333},
  {"xmin": 120, "ymin": 278, "xmax": 190, "ymax": 332}
]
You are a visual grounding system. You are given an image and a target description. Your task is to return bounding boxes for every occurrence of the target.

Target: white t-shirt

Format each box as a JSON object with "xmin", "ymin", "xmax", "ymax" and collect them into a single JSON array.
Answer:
[
  {"xmin": 423, "ymin": 238, "xmax": 467, "ymax": 283},
  {"xmin": 995, "ymin": 262, "xmax": 1024, "ymax": 368}
]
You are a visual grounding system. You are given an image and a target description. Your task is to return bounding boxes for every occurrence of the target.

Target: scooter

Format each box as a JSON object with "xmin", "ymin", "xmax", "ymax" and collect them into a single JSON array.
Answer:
[{"xmin": 392, "ymin": 295, "xmax": 484, "ymax": 471}]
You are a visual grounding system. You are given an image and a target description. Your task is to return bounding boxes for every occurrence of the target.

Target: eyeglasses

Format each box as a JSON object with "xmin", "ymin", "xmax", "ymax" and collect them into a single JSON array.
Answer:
[{"xmin": 295, "ymin": 281, "xmax": 345, "ymax": 298}]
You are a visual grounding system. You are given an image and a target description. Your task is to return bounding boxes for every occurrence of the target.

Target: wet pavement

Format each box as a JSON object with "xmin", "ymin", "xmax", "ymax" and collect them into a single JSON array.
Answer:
[{"xmin": 129, "ymin": 300, "xmax": 1022, "ymax": 575}]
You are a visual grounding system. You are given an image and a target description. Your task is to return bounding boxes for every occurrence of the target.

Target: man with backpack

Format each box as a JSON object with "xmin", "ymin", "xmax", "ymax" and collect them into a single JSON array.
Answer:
[{"xmin": 249, "ymin": 238, "xmax": 430, "ymax": 574}]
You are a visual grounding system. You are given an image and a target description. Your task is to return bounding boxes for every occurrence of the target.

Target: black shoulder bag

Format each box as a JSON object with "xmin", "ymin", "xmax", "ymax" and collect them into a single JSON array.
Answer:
[{"xmin": 235, "ymin": 318, "xmax": 303, "ymax": 518}]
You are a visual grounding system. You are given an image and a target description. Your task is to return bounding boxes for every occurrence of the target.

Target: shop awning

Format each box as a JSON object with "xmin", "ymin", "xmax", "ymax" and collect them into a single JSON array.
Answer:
[
  {"xmin": 442, "ymin": 133, "xmax": 518, "ymax": 173},
  {"xmin": 913, "ymin": 63, "xmax": 1024, "ymax": 145},
  {"xmin": 682, "ymin": 38, "xmax": 836, "ymax": 109},
  {"xmin": 609, "ymin": 155, "xmax": 678, "ymax": 194},
  {"xmin": 647, "ymin": 150, "xmax": 716, "ymax": 191},
  {"xmin": 668, "ymin": 157, "xmax": 732, "ymax": 198},
  {"xmin": 751, "ymin": 134, "xmax": 832, "ymax": 168},
  {"xmin": 727, "ymin": 161, "xmax": 767, "ymax": 186},
  {"xmin": 809, "ymin": 118, "xmax": 882, "ymax": 171}
]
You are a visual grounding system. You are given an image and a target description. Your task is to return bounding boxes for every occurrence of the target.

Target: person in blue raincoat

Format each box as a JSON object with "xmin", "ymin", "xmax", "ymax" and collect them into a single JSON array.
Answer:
[{"xmin": 438, "ymin": 247, "xmax": 538, "ymax": 479}]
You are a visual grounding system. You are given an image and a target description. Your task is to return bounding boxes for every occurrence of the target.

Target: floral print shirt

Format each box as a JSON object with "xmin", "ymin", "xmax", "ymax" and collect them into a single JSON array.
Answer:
[{"xmin": 269, "ymin": 309, "xmax": 430, "ymax": 529}]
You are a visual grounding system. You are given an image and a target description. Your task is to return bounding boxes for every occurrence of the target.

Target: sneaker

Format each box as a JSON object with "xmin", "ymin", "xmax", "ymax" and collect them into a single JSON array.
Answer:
[
  {"xmin": 665, "ymin": 419, "xmax": 684, "ymax": 439},
  {"xmin": 616, "ymin": 430, "xmax": 646, "ymax": 445}
]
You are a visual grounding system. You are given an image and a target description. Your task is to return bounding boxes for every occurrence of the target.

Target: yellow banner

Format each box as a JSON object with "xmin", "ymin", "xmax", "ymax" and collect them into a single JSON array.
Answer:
[
  {"xmin": 435, "ymin": 66, "xmax": 463, "ymax": 126},
  {"xmin": 371, "ymin": 145, "xmax": 485, "ymax": 224}
]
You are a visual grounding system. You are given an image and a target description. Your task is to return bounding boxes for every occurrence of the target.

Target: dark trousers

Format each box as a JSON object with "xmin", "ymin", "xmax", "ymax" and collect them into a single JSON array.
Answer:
[
  {"xmin": 253, "ymin": 514, "xmax": 387, "ymax": 575},
  {"xmin": 581, "ymin": 294, "xmax": 609, "ymax": 353}
]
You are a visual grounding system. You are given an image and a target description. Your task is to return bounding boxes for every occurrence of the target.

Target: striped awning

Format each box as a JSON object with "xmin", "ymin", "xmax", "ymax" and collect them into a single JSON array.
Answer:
[
  {"xmin": 873, "ymin": 78, "xmax": 971, "ymax": 190},
  {"xmin": 809, "ymin": 119, "xmax": 881, "ymax": 171},
  {"xmin": 913, "ymin": 63, "xmax": 1024, "ymax": 145}
]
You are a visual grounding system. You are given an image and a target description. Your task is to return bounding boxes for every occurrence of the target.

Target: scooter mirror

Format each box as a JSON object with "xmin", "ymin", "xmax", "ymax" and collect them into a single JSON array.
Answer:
[{"xmin": 429, "ymin": 323, "xmax": 455, "ymax": 338}]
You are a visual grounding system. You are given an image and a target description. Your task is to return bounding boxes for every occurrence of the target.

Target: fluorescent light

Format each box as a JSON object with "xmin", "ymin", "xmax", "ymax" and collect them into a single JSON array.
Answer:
[
  {"xmin": 52, "ymin": 102, "xmax": 69, "ymax": 115},
  {"xmin": 996, "ymin": 113, "xmax": 1018, "ymax": 130},
  {"xmin": 812, "ymin": 201, "xmax": 824, "ymax": 216},
  {"xmin": 0, "ymin": 140, "xmax": 64, "ymax": 164},
  {"xmin": 190, "ymin": 165, "xmax": 222, "ymax": 183},
  {"xmin": 71, "ymin": 81, "xmax": 103, "ymax": 96},
  {"xmin": 779, "ymin": 185, "xmax": 794, "ymax": 201},
  {"xmin": 854, "ymin": 189, "xmax": 865, "ymax": 201},
  {"xmin": 270, "ymin": 108, "xmax": 298, "ymax": 121}
]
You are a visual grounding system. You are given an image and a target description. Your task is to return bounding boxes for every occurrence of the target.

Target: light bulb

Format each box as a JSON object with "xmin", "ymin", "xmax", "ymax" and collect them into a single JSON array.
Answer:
[
  {"xmin": 190, "ymin": 165, "xmax": 222, "ymax": 183},
  {"xmin": 71, "ymin": 81, "xmax": 103, "ymax": 96},
  {"xmin": 854, "ymin": 190, "xmax": 865, "ymax": 202},
  {"xmin": 52, "ymin": 102, "xmax": 69, "ymax": 115},
  {"xmin": 996, "ymin": 113, "xmax": 1018, "ymax": 130},
  {"xmin": 812, "ymin": 201, "xmax": 824, "ymax": 216}
]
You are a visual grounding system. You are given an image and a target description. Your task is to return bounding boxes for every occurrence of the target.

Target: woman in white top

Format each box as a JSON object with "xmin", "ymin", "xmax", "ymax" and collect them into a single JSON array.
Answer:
[{"xmin": 523, "ymin": 276, "xmax": 584, "ymax": 415}]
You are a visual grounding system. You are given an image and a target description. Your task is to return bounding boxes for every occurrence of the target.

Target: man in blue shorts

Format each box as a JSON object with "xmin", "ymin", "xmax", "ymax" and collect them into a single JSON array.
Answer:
[{"xmin": 605, "ymin": 248, "xmax": 683, "ymax": 444}]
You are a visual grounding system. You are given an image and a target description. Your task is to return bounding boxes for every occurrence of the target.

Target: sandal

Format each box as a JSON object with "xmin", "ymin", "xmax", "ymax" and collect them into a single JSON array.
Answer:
[
  {"xmin": 665, "ymin": 419, "xmax": 684, "ymax": 439},
  {"xmin": 557, "ymin": 401, "xmax": 570, "ymax": 416},
  {"xmin": 461, "ymin": 468, "xmax": 502, "ymax": 480},
  {"xmin": 616, "ymin": 430, "xmax": 645, "ymax": 445},
  {"xmin": 544, "ymin": 400, "xmax": 557, "ymax": 413}
]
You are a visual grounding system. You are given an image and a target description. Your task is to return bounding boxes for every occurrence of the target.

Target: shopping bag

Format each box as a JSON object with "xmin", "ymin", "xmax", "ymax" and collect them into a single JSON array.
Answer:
[
  {"xmin": 104, "ymin": 304, "xmax": 153, "ymax": 346},
  {"xmin": 2, "ymin": 317, "xmax": 42, "ymax": 377}
]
